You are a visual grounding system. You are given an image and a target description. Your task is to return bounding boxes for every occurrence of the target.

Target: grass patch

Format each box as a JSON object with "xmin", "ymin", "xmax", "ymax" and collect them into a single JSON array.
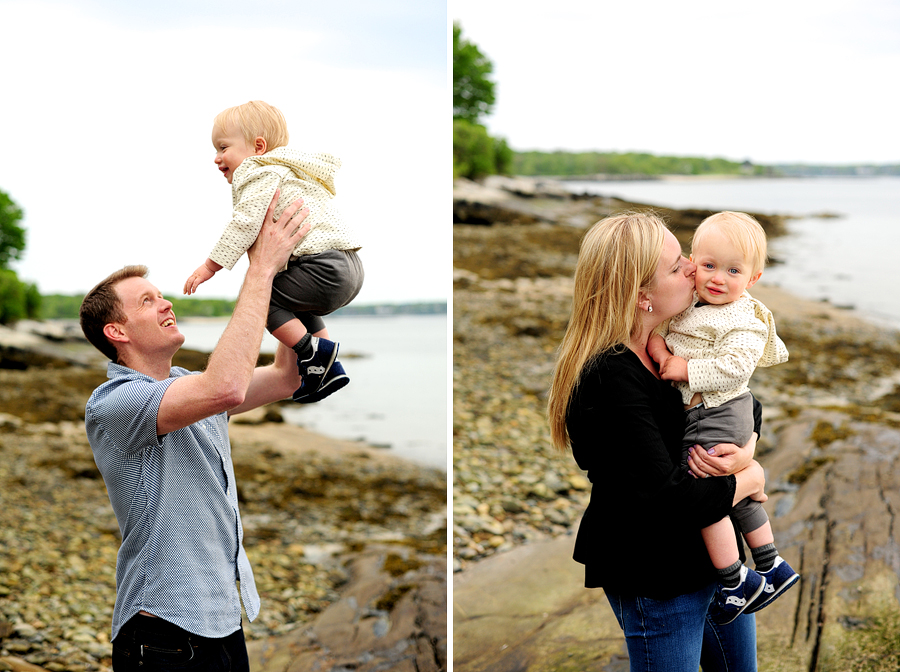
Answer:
[
  {"xmin": 810, "ymin": 420, "xmax": 855, "ymax": 447},
  {"xmin": 375, "ymin": 584, "xmax": 413, "ymax": 611},
  {"xmin": 821, "ymin": 607, "xmax": 900, "ymax": 671},
  {"xmin": 383, "ymin": 552, "xmax": 424, "ymax": 577},
  {"xmin": 787, "ymin": 456, "xmax": 836, "ymax": 485}
]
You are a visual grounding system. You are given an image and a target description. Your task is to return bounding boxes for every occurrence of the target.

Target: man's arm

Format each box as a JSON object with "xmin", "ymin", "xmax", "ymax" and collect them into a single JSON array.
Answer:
[
  {"xmin": 228, "ymin": 342, "xmax": 301, "ymax": 416},
  {"xmin": 156, "ymin": 192, "xmax": 309, "ymax": 435}
]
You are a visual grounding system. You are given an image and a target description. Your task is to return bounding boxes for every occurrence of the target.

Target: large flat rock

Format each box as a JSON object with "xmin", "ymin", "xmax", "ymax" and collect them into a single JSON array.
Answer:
[{"xmin": 453, "ymin": 406, "xmax": 900, "ymax": 671}]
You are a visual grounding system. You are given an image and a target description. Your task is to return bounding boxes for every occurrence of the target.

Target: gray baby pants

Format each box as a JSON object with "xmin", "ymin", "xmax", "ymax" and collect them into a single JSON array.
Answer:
[
  {"xmin": 267, "ymin": 250, "xmax": 364, "ymax": 335},
  {"xmin": 683, "ymin": 392, "xmax": 768, "ymax": 535}
]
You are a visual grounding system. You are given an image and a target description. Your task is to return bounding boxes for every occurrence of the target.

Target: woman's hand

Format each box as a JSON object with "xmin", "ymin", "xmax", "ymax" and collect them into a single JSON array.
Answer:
[{"xmin": 687, "ymin": 432, "xmax": 757, "ymax": 478}]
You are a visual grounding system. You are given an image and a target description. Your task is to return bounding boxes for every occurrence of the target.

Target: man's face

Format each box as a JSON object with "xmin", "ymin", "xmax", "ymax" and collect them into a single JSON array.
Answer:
[{"xmin": 112, "ymin": 277, "xmax": 184, "ymax": 356}]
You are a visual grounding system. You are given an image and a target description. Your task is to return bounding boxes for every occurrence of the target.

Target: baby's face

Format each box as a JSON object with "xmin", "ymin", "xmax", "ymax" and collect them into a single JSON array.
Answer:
[
  {"xmin": 690, "ymin": 228, "xmax": 760, "ymax": 305},
  {"xmin": 212, "ymin": 122, "xmax": 258, "ymax": 184}
]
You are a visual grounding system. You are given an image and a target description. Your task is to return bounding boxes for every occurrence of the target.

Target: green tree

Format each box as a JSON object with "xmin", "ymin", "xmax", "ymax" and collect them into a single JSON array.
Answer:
[
  {"xmin": 0, "ymin": 189, "xmax": 26, "ymax": 269},
  {"xmin": 0, "ymin": 189, "xmax": 39, "ymax": 325},
  {"xmin": 453, "ymin": 22, "xmax": 496, "ymax": 124},
  {"xmin": 453, "ymin": 120, "xmax": 495, "ymax": 180},
  {"xmin": 453, "ymin": 120, "xmax": 514, "ymax": 180},
  {"xmin": 453, "ymin": 24, "xmax": 511, "ymax": 180}
]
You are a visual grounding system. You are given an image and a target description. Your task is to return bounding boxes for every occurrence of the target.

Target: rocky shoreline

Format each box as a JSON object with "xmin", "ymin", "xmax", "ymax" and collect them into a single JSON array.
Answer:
[
  {"xmin": 0, "ymin": 329, "xmax": 446, "ymax": 672},
  {"xmin": 453, "ymin": 176, "xmax": 900, "ymax": 670}
]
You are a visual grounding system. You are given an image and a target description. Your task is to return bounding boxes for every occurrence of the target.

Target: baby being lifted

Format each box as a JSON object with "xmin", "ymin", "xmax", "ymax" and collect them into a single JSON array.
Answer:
[{"xmin": 184, "ymin": 100, "xmax": 364, "ymax": 404}]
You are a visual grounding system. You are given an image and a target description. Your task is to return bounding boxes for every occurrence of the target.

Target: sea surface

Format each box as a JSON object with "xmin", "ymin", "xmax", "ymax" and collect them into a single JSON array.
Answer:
[
  {"xmin": 563, "ymin": 176, "xmax": 900, "ymax": 331},
  {"xmin": 177, "ymin": 313, "xmax": 447, "ymax": 470}
]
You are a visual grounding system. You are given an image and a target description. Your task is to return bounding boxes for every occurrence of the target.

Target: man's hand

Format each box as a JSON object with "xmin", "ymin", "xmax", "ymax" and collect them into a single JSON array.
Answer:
[{"xmin": 247, "ymin": 191, "xmax": 310, "ymax": 275}]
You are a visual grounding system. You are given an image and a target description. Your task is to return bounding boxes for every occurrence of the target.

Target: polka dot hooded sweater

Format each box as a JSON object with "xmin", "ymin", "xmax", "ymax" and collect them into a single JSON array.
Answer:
[
  {"xmin": 209, "ymin": 147, "xmax": 362, "ymax": 271},
  {"xmin": 662, "ymin": 291, "xmax": 789, "ymax": 408}
]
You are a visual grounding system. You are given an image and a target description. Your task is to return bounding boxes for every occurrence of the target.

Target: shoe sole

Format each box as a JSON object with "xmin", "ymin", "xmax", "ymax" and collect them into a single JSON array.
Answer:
[
  {"xmin": 744, "ymin": 572, "xmax": 800, "ymax": 615},
  {"xmin": 713, "ymin": 578, "xmax": 768, "ymax": 626},
  {"xmin": 294, "ymin": 373, "xmax": 349, "ymax": 404}
]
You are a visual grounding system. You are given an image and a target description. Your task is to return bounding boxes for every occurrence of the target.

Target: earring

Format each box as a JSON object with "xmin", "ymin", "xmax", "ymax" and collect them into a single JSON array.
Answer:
[{"xmin": 647, "ymin": 304, "xmax": 653, "ymax": 313}]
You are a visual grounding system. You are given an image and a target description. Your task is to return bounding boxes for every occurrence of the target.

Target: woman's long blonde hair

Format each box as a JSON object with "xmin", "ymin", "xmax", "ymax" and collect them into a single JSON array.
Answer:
[{"xmin": 547, "ymin": 211, "xmax": 668, "ymax": 452}]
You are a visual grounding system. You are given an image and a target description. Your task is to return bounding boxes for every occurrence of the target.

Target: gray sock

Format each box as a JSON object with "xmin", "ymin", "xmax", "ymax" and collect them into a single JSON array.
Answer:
[
  {"xmin": 752, "ymin": 543, "xmax": 778, "ymax": 573},
  {"xmin": 291, "ymin": 334, "xmax": 313, "ymax": 359},
  {"xmin": 718, "ymin": 560, "xmax": 743, "ymax": 589}
]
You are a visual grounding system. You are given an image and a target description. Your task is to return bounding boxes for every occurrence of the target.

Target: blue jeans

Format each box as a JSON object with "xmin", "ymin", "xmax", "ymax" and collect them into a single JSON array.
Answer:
[
  {"xmin": 112, "ymin": 614, "xmax": 249, "ymax": 672},
  {"xmin": 605, "ymin": 582, "xmax": 757, "ymax": 672}
]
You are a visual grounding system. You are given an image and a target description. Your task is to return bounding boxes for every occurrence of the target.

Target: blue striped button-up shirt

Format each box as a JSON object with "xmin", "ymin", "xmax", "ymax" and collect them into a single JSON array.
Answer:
[{"xmin": 85, "ymin": 363, "xmax": 260, "ymax": 642}]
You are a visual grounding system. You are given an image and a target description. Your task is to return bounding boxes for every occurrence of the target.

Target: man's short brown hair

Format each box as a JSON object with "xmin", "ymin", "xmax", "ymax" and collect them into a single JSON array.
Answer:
[{"xmin": 79, "ymin": 265, "xmax": 149, "ymax": 363}]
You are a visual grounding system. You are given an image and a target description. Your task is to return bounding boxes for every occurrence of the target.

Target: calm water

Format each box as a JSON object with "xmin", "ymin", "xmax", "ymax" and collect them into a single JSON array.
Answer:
[
  {"xmin": 564, "ymin": 177, "xmax": 900, "ymax": 330},
  {"xmin": 177, "ymin": 314, "xmax": 447, "ymax": 470}
]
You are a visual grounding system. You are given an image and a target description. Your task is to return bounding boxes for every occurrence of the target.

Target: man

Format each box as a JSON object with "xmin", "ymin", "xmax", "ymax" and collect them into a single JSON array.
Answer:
[{"xmin": 79, "ymin": 192, "xmax": 309, "ymax": 671}]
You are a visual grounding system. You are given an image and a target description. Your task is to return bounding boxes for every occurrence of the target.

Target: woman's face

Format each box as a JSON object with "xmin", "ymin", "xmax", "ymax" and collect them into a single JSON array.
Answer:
[{"xmin": 648, "ymin": 230, "xmax": 696, "ymax": 319}]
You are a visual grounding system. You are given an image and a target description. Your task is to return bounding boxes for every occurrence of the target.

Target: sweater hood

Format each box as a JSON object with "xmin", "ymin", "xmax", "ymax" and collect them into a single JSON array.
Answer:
[
  {"xmin": 239, "ymin": 147, "xmax": 341, "ymax": 196},
  {"xmin": 746, "ymin": 291, "xmax": 790, "ymax": 367}
]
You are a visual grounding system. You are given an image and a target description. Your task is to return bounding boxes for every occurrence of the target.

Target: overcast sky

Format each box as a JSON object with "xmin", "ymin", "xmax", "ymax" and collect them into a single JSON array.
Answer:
[
  {"xmin": 1, "ymin": 0, "xmax": 447, "ymax": 303},
  {"xmin": 453, "ymin": 0, "xmax": 900, "ymax": 165}
]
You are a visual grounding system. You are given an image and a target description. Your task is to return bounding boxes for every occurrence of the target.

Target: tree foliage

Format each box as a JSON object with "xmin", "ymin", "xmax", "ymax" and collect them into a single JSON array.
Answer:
[
  {"xmin": 453, "ymin": 22, "xmax": 496, "ymax": 123},
  {"xmin": 454, "ymin": 120, "xmax": 512, "ymax": 180},
  {"xmin": 512, "ymin": 151, "xmax": 762, "ymax": 177},
  {"xmin": 453, "ymin": 24, "xmax": 511, "ymax": 180},
  {"xmin": 0, "ymin": 189, "xmax": 26, "ymax": 269},
  {"xmin": 0, "ymin": 189, "xmax": 39, "ymax": 325},
  {"xmin": 0, "ymin": 269, "xmax": 40, "ymax": 324}
]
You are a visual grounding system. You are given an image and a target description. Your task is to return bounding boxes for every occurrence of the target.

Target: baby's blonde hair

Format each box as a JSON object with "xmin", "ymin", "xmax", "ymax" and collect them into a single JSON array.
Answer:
[
  {"xmin": 213, "ymin": 100, "xmax": 289, "ymax": 150},
  {"xmin": 692, "ymin": 211, "xmax": 767, "ymax": 275}
]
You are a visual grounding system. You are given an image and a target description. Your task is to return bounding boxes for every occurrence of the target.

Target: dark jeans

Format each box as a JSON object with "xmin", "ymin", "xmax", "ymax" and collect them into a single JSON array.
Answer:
[
  {"xmin": 112, "ymin": 614, "xmax": 249, "ymax": 672},
  {"xmin": 605, "ymin": 582, "xmax": 758, "ymax": 671}
]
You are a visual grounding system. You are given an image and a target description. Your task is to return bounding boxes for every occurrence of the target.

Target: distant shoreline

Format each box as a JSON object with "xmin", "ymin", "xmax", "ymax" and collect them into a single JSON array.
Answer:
[
  {"xmin": 529, "ymin": 172, "xmax": 899, "ymax": 183},
  {"xmin": 36, "ymin": 295, "xmax": 448, "ymax": 321}
]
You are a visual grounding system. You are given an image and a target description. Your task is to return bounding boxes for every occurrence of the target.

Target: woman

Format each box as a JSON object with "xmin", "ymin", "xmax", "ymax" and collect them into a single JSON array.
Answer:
[{"xmin": 547, "ymin": 212, "xmax": 767, "ymax": 671}]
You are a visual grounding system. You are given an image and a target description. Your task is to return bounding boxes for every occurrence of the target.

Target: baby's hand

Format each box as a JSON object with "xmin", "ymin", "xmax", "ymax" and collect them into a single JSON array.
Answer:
[
  {"xmin": 184, "ymin": 264, "xmax": 216, "ymax": 295},
  {"xmin": 647, "ymin": 333, "xmax": 671, "ymax": 367},
  {"xmin": 653, "ymin": 349, "xmax": 671, "ymax": 368},
  {"xmin": 659, "ymin": 355, "xmax": 690, "ymax": 382}
]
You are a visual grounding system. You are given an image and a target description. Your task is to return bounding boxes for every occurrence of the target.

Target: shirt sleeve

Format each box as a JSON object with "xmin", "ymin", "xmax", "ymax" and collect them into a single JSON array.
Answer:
[
  {"xmin": 85, "ymin": 376, "xmax": 177, "ymax": 455},
  {"xmin": 209, "ymin": 168, "xmax": 283, "ymax": 270}
]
